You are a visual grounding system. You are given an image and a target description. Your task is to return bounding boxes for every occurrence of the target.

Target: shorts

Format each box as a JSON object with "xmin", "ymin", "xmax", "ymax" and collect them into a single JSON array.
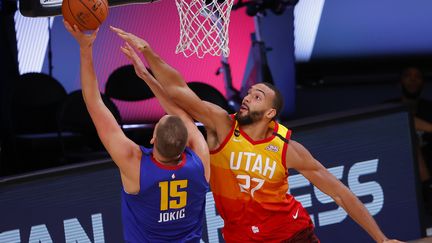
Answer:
[{"xmin": 281, "ymin": 227, "xmax": 320, "ymax": 243}]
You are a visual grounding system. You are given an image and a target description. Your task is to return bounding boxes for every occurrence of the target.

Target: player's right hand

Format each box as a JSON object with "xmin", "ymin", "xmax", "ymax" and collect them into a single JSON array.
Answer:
[
  {"xmin": 63, "ymin": 20, "xmax": 99, "ymax": 49},
  {"xmin": 119, "ymin": 42, "xmax": 150, "ymax": 80}
]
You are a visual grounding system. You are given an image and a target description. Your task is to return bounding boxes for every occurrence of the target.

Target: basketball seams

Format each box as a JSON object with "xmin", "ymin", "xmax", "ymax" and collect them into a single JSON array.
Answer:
[
  {"xmin": 78, "ymin": 0, "xmax": 103, "ymax": 26},
  {"xmin": 62, "ymin": 0, "xmax": 108, "ymax": 31},
  {"xmin": 99, "ymin": 0, "xmax": 109, "ymax": 14},
  {"xmin": 66, "ymin": 0, "xmax": 88, "ymax": 30}
]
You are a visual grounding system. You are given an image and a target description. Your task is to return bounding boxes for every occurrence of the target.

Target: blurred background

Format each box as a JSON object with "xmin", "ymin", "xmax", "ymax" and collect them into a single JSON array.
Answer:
[{"xmin": 1, "ymin": 0, "xmax": 432, "ymax": 242}]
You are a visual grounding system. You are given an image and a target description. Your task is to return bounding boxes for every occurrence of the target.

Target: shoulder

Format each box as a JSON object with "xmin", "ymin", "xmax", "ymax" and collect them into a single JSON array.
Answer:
[
  {"xmin": 276, "ymin": 121, "xmax": 292, "ymax": 134},
  {"xmin": 271, "ymin": 121, "xmax": 292, "ymax": 144}
]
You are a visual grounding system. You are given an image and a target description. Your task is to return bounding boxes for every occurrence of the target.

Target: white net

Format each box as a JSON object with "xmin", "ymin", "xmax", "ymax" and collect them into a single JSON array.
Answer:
[{"xmin": 175, "ymin": 0, "xmax": 234, "ymax": 58}]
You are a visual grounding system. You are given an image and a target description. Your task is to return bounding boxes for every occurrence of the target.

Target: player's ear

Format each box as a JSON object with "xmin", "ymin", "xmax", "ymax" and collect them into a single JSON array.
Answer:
[{"xmin": 265, "ymin": 108, "xmax": 276, "ymax": 120}]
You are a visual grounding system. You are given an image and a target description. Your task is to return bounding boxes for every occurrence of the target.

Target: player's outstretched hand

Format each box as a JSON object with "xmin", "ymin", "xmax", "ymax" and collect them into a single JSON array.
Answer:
[
  {"xmin": 119, "ymin": 42, "xmax": 150, "ymax": 80},
  {"xmin": 110, "ymin": 26, "xmax": 150, "ymax": 53},
  {"xmin": 63, "ymin": 20, "xmax": 98, "ymax": 48}
]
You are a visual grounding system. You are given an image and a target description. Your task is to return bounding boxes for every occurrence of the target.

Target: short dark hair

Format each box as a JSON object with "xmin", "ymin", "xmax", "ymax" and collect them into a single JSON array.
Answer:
[
  {"xmin": 155, "ymin": 116, "xmax": 188, "ymax": 159},
  {"xmin": 262, "ymin": 82, "xmax": 284, "ymax": 119},
  {"xmin": 400, "ymin": 66, "xmax": 423, "ymax": 79}
]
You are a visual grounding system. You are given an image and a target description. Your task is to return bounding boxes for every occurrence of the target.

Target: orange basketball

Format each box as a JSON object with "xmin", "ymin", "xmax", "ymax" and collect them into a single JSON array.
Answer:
[{"xmin": 62, "ymin": 0, "xmax": 109, "ymax": 31}]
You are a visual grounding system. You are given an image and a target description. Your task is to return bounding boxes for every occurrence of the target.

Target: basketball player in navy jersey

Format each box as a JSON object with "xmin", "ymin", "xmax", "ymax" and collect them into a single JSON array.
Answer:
[{"xmin": 64, "ymin": 21, "xmax": 210, "ymax": 243}]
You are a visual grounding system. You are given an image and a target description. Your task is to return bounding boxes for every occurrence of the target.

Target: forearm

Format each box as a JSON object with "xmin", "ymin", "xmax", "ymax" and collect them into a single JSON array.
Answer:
[
  {"xmin": 139, "ymin": 45, "xmax": 213, "ymax": 124},
  {"xmin": 336, "ymin": 188, "xmax": 387, "ymax": 242},
  {"xmin": 139, "ymin": 71, "xmax": 181, "ymax": 116},
  {"xmin": 80, "ymin": 46, "xmax": 103, "ymax": 106},
  {"xmin": 139, "ymin": 45, "xmax": 187, "ymax": 94},
  {"xmin": 79, "ymin": 45, "xmax": 124, "ymax": 149},
  {"xmin": 138, "ymin": 64, "xmax": 203, "ymax": 151},
  {"xmin": 79, "ymin": 46, "xmax": 119, "ymax": 131},
  {"xmin": 292, "ymin": 144, "xmax": 394, "ymax": 243}
]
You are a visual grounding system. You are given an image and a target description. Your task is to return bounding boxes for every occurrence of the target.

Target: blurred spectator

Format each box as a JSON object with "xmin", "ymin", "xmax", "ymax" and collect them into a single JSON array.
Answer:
[{"xmin": 392, "ymin": 66, "xmax": 432, "ymax": 215}]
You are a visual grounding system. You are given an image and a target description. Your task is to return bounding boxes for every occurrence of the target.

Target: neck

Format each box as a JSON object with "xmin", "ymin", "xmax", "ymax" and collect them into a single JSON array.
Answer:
[
  {"xmin": 153, "ymin": 149, "xmax": 182, "ymax": 165},
  {"xmin": 239, "ymin": 119, "xmax": 274, "ymax": 141}
]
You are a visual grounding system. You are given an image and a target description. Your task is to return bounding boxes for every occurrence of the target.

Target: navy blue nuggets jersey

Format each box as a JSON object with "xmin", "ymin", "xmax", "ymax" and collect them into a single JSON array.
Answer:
[{"xmin": 121, "ymin": 146, "xmax": 209, "ymax": 243}]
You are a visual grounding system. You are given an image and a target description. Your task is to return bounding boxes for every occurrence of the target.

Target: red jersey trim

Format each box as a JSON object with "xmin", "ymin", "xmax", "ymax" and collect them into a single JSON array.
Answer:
[
  {"xmin": 210, "ymin": 114, "xmax": 236, "ymax": 154},
  {"xmin": 239, "ymin": 121, "xmax": 279, "ymax": 145},
  {"xmin": 150, "ymin": 152, "xmax": 186, "ymax": 170},
  {"xmin": 282, "ymin": 129, "xmax": 292, "ymax": 171}
]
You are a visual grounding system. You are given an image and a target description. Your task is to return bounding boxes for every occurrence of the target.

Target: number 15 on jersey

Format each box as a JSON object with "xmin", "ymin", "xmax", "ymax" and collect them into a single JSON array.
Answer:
[{"xmin": 159, "ymin": 179, "xmax": 188, "ymax": 211}]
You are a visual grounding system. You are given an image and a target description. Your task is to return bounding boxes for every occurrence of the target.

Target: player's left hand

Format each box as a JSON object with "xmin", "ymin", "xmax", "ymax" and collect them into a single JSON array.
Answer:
[{"xmin": 110, "ymin": 26, "xmax": 150, "ymax": 53}]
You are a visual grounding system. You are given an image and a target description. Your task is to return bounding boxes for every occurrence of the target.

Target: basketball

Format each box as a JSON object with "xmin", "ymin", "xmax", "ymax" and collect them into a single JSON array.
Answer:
[{"xmin": 62, "ymin": 0, "xmax": 109, "ymax": 31}]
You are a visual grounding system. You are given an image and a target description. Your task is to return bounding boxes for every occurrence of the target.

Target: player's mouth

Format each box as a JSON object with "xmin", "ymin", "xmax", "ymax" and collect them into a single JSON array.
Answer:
[{"xmin": 239, "ymin": 104, "xmax": 249, "ymax": 112}]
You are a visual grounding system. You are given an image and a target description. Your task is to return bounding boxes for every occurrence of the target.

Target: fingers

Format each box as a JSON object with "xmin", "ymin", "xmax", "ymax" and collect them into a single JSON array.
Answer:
[
  {"xmin": 125, "ymin": 43, "xmax": 140, "ymax": 59},
  {"xmin": 110, "ymin": 26, "xmax": 134, "ymax": 41},
  {"xmin": 73, "ymin": 24, "xmax": 80, "ymax": 32},
  {"xmin": 120, "ymin": 48, "xmax": 130, "ymax": 59},
  {"xmin": 63, "ymin": 20, "xmax": 82, "ymax": 36},
  {"xmin": 120, "ymin": 44, "xmax": 138, "ymax": 62},
  {"xmin": 125, "ymin": 42, "xmax": 134, "ymax": 51},
  {"xmin": 112, "ymin": 30, "xmax": 128, "ymax": 43},
  {"xmin": 109, "ymin": 25, "xmax": 123, "ymax": 33},
  {"xmin": 110, "ymin": 26, "xmax": 147, "ymax": 53},
  {"xmin": 120, "ymin": 45, "xmax": 131, "ymax": 57},
  {"xmin": 113, "ymin": 27, "xmax": 147, "ymax": 68},
  {"xmin": 63, "ymin": 20, "xmax": 72, "ymax": 30},
  {"xmin": 63, "ymin": 20, "xmax": 76, "ymax": 34},
  {"xmin": 91, "ymin": 28, "xmax": 100, "ymax": 38},
  {"xmin": 109, "ymin": 26, "xmax": 136, "ymax": 45},
  {"xmin": 110, "ymin": 25, "xmax": 128, "ymax": 38}
]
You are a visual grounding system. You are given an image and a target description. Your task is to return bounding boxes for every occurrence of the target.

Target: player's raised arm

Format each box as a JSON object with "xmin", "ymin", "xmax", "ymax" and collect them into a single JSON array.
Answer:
[
  {"xmin": 110, "ymin": 26, "xmax": 232, "ymax": 144},
  {"xmin": 119, "ymin": 42, "xmax": 210, "ymax": 181},
  {"xmin": 286, "ymin": 140, "xmax": 404, "ymax": 243},
  {"xmin": 64, "ymin": 21, "xmax": 141, "ymax": 191}
]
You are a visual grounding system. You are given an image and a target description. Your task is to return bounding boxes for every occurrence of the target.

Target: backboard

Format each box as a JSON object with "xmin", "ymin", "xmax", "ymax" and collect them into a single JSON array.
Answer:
[{"xmin": 19, "ymin": 0, "xmax": 157, "ymax": 17}]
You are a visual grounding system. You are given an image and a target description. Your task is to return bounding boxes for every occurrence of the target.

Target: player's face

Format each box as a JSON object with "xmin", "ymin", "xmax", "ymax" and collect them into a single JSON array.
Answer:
[
  {"xmin": 236, "ymin": 84, "xmax": 275, "ymax": 125},
  {"xmin": 401, "ymin": 68, "xmax": 424, "ymax": 95}
]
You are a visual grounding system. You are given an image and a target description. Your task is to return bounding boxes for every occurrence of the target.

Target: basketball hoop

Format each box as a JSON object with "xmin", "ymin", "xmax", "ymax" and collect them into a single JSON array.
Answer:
[{"xmin": 175, "ymin": 0, "xmax": 234, "ymax": 58}]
